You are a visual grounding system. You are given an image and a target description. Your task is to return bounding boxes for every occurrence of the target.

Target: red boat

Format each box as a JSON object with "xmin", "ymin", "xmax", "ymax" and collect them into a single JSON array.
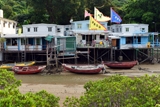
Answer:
[
  {"xmin": 62, "ymin": 64, "xmax": 103, "ymax": 74},
  {"xmin": 12, "ymin": 65, "xmax": 46, "ymax": 74},
  {"xmin": 103, "ymin": 61, "xmax": 137, "ymax": 69}
]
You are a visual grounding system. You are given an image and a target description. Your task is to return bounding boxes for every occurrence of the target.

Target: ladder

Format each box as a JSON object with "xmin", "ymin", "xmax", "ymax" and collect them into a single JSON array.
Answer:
[
  {"xmin": 21, "ymin": 51, "xmax": 26, "ymax": 62},
  {"xmin": 111, "ymin": 47, "xmax": 116, "ymax": 61}
]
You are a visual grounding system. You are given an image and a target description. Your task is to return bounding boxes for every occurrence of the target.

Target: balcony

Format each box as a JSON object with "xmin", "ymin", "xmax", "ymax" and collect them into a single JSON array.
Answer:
[
  {"xmin": 77, "ymin": 40, "xmax": 111, "ymax": 48},
  {"xmin": 5, "ymin": 44, "xmax": 46, "ymax": 51}
]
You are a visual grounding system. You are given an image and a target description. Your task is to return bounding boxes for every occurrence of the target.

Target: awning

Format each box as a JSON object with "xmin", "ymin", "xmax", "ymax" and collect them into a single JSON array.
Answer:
[{"xmin": 45, "ymin": 35, "xmax": 54, "ymax": 42}]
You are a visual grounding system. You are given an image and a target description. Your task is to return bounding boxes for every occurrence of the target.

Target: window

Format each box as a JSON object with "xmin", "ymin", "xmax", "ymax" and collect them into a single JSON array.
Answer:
[
  {"xmin": 21, "ymin": 38, "xmax": 25, "ymax": 45},
  {"xmin": 126, "ymin": 27, "xmax": 129, "ymax": 32},
  {"xmin": 8, "ymin": 23, "xmax": 10, "ymax": 28},
  {"xmin": 3, "ymin": 22, "xmax": 5, "ymax": 27},
  {"xmin": 87, "ymin": 24, "xmax": 89, "ymax": 28},
  {"xmin": 120, "ymin": 27, "xmax": 122, "ymax": 32},
  {"xmin": 57, "ymin": 28, "xmax": 61, "ymax": 32},
  {"xmin": 116, "ymin": 27, "xmax": 119, "ymax": 32},
  {"xmin": 100, "ymin": 35, "xmax": 105, "ymax": 40},
  {"xmin": 82, "ymin": 35, "xmax": 85, "ymax": 40},
  {"xmin": 126, "ymin": 37, "xmax": 133, "ymax": 44},
  {"xmin": 13, "ymin": 23, "xmax": 16, "ymax": 28},
  {"xmin": 140, "ymin": 28, "xmax": 145, "ymax": 32},
  {"xmin": 48, "ymin": 27, "xmax": 52, "ymax": 32},
  {"xmin": 138, "ymin": 37, "xmax": 141, "ymax": 43},
  {"xmin": 27, "ymin": 28, "xmax": 30, "ymax": 32},
  {"xmin": 36, "ymin": 38, "xmax": 40, "ymax": 45},
  {"xmin": 12, "ymin": 38, "xmax": 17, "ymax": 45},
  {"xmin": 6, "ymin": 39, "xmax": 11, "ymax": 45},
  {"xmin": 21, "ymin": 38, "xmax": 28, "ymax": 45},
  {"xmin": 66, "ymin": 28, "xmax": 69, "ymax": 30},
  {"xmin": 34, "ymin": 27, "xmax": 38, "ymax": 32},
  {"xmin": 107, "ymin": 27, "xmax": 110, "ymax": 31},
  {"xmin": 77, "ymin": 24, "xmax": 82, "ymax": 29},
  {"xmin": 16, "ymin": 29, "xmax": 18, "ymax": 34}
]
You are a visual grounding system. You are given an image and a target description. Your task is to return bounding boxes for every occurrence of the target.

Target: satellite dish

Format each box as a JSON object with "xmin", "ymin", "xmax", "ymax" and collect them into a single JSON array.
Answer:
[{"xmin": 70, "ymin": 18, "xmax": 73, "ymax": 23}]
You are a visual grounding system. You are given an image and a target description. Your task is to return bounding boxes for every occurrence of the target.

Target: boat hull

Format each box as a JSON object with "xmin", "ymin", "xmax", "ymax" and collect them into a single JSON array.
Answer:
[
  {"xmin": 103, "ymin": 61, "xmax": 137, "ymax": 69},
  {"xmin": 0, "ymin": 61, "xmax": 35, "ymax": 69},
  {"xmin": 62, "ymin": 64, "xmax": 102, "ymax": 74},
  {"xmin": 13, "ymin": 65, "xmax": 45, "ymax": 74}
]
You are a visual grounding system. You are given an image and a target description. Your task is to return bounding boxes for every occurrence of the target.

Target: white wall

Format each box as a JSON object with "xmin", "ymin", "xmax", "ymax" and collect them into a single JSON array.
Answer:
[
  {"xmin": 111, "ymin": 24, "xmax": 149, "ymax": 34},
  {"xmin": 23, "ymin": 24, "xmax": 56, "ymax": 35},
  {"xmin": 3, "ymin": 22, "xmax": 16, "ymax": 34},
  {"xmin": 56, "ymin": 25, "xmax": 65, "ymax": 36},
  {"xmin": 23, "ymin": 24, "xmax": 70, "ymax": 36},
  {"xmin": 121, "ymin": 24, "xmax": 148, "ymax": 33},
  {"xmin": 0, "ymin": 9, "xmax": 3, "ymax": 18}
]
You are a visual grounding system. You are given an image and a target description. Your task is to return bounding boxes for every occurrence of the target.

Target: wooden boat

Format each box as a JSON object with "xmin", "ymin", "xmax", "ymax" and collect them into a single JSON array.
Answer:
[
  {"xmin": 0, "ymin": 61, "xmax": 35, "ymax": 69},
  {"xmin": 12, "ymin": 65, "xmax": 46, "ymax": 74},
  {"xmin": 62, "ymin": 64, "xmax": 103, "ymax": 74},
  {"xmin": 103, "ymin": 61, "xmax": 137, "ymax": 69}
]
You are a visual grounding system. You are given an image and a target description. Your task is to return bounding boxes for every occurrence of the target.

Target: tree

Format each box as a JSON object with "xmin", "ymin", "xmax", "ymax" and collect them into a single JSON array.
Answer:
[
  {"xmin": 27, "ymin": 0, "xmax": 85, "ymax": 24},
  {"xmin": 123, "ymin": 0, "xmax": 160, "ymax": 24},
  {"xmin": 0, "ymin": 38, "xmax": 6, "ymax": 50},
  {"xmin": 63, "ymin": 75, "xmax": 160, "ymax": 107},
  {"xmin": 0, "ymin": 69, "xmax": 60, "ymax": 107}
]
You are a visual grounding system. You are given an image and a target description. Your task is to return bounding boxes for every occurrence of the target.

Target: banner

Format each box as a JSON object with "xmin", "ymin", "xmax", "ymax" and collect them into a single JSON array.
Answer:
[
  {"xmin": 110, "ymin": 8, "xmax": 122, "ymax": 23},
  {"xmin": 18, "ymin": 28, "xmax": 22, "ymax": 35},
  {"xmin": 84, "ymin": 10, "xmax": 91, "ymax": 18},
  {"xmin": 94, "ymin": 7, "xmax": 111, "ymax": 22},
  {"xmin": 89, "ymin": 15, "xmax": 107, "ymax": 30}
]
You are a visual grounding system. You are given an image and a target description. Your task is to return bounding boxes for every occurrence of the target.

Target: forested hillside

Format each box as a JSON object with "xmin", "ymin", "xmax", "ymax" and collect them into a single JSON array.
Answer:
[{"xmin": 0, "ymin": 0, "xmax": 159, "ymax": 31}]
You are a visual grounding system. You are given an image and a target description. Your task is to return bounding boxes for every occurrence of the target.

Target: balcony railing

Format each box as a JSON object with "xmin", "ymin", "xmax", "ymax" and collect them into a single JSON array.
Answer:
[
  {"xmin": 77, "ymin": 40, "xmax": 111, "ymax": 48},
  {"xmin": 5, "ymin": 44, "xmax": 46, "ymax": 51}
]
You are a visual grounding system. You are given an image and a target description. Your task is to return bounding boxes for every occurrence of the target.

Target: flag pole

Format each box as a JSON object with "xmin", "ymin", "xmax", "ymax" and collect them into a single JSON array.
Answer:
[{"xmin": 110, "ymin": 7, "xmax": 112, "ymax": 25}]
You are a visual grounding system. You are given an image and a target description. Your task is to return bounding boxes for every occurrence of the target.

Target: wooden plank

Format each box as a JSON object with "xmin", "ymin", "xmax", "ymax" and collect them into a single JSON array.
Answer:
[
  {"xmin": 76, "ymin": 51, "xmax": 89, "ymax": 54},
  {"xmin": 49, "ymin": 57, "xmax": 79, "ymax": 60}
]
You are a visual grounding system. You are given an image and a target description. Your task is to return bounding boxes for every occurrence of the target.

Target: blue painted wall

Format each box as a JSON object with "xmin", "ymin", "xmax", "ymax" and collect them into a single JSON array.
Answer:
[
  {"xmin": 120, "ymin": 37, "xmax": 126, "ymax": 45},
  {"xmin": 18, "ymin": 38, "xmax": 21, "ymax": 50},
  {"xmin": 4, "ymin": 41, "xmax": 6, "ymax": 50},
  {"xmin": 141, "ymin": 36, "xmax": 148, "ymax": 44}
]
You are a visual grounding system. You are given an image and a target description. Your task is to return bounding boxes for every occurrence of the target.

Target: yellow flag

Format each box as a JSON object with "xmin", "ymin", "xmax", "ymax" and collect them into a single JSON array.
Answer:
[
  {"xmin": 18, "ymin": 28, "xmax": 22, "ymax": 35},
  {"xmin": 94, "ymin": 7, "xmax": 111, "ymax": 22},
  {"xmin": 89, "ymin": 15, "xmax": 107, "ymax": 30}
]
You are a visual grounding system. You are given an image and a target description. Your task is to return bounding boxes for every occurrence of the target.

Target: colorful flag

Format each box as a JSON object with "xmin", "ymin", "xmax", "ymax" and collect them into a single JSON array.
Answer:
[
  {"xmin": 89, "ymin": 15, "xmax": 107, "ymax": 30},
  {"xmin": 18, "ymin": 28, "xmax": 22, "ymax": 35},
  {"xmin": 94, "ymin": 7, "xmax": 111, "ymax": 22},
  {"xmin": 110, "ymin": 8, "xmax": 122, "ymax": 23},
  {"xmin": 84, "ymin": 10, "xmax": 91, "ymax": 18}
]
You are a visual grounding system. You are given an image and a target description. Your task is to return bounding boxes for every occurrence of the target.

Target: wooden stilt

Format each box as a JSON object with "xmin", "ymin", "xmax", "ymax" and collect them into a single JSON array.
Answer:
[
  {"xmin": 94, "ymin": 47, "xmax": 95, "ymax": 64},
  {"xmin": 88, "ymin": 47, "xmax": 89, "ymax": 64}
]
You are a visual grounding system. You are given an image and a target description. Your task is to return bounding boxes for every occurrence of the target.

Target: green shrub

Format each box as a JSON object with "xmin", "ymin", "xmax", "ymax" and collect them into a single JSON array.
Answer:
[
  {"xmin": 64, "ymin": 74, "xmax": 160, "ymax": 107},
  {"xmin": 0, "ymin": 69, "xmax": 60, "ymax": 107}
]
